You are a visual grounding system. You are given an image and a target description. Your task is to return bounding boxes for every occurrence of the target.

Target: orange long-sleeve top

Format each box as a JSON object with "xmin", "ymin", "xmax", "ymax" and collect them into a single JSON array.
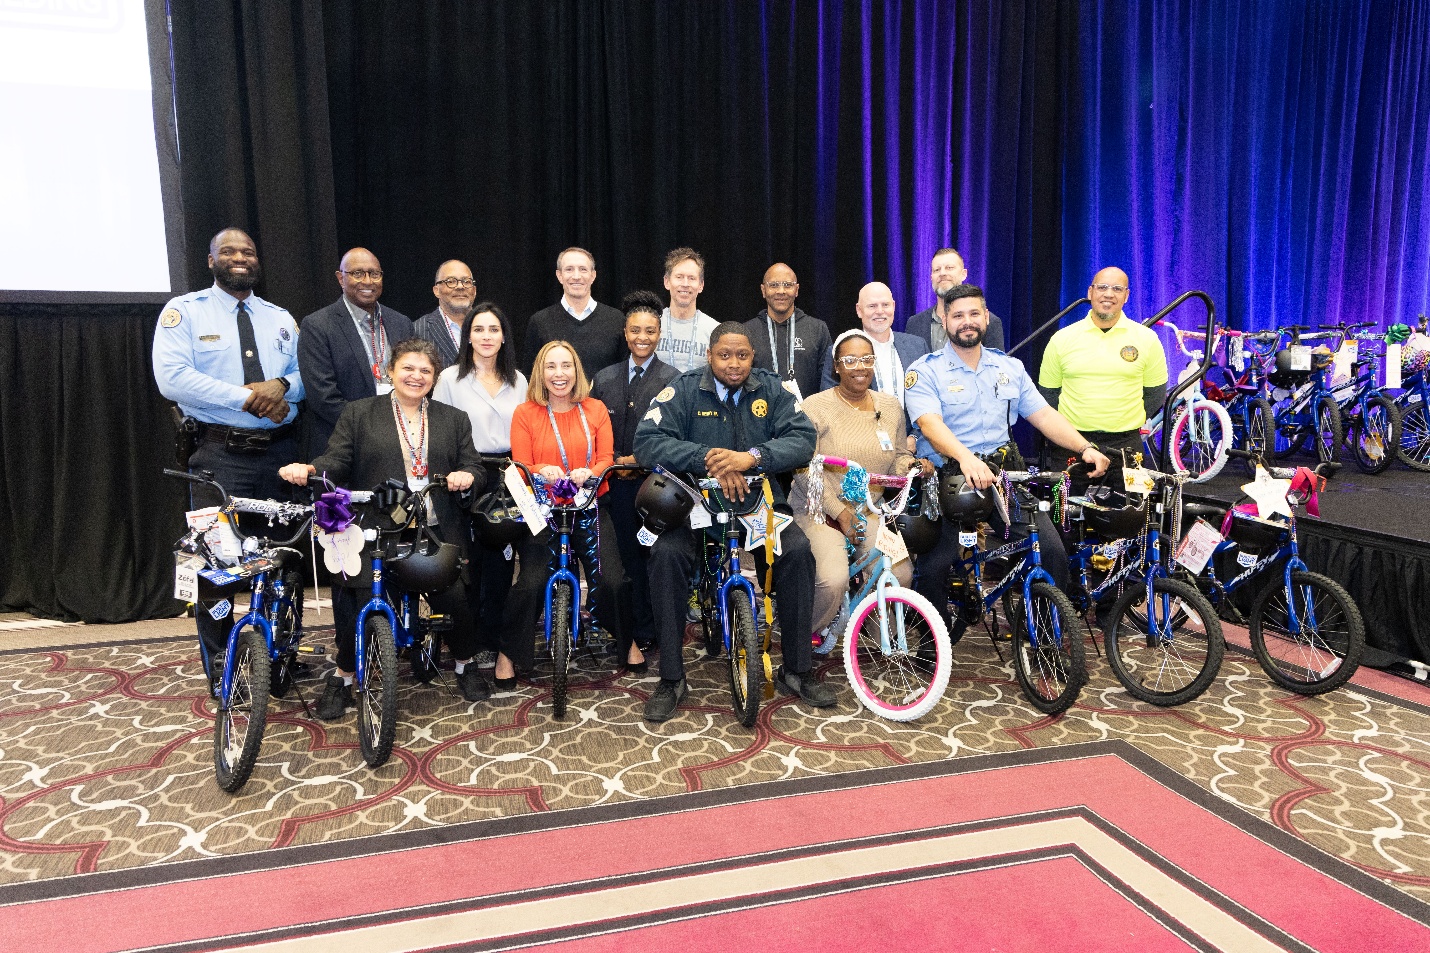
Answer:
[{"xmin": 510, "ymin": 398, "xmax": 615, "ymax": 495}]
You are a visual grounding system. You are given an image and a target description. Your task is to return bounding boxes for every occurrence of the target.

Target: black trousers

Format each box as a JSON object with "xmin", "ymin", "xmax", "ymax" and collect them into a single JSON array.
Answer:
[
  {"xmin": 500, "ymin": 506, "xmax": 629, "ymax": 672},
  {"xmin": 331, "ymin": 573, "xmax": 476, "ymax": 673},
  {"xmin": 187, "ymin": 435, "xmax": 296, "ymax": 670},
  {"xmin": 647, "ymin": 519, "xmax": 814, "ymax": 682},
  {"xmin": 601, "ymin": 477, "xmax": 656, "ymax": 655}
]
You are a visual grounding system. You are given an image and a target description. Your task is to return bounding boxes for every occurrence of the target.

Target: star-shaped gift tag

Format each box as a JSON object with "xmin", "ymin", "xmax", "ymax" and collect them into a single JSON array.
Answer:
[
  {"xmin": 738, "ymin": 499, "xmax": 793, "ymax": 556},
  {"xmin": 1240, "ymin": 466, "xmax": 1293, "ymax": 521}
]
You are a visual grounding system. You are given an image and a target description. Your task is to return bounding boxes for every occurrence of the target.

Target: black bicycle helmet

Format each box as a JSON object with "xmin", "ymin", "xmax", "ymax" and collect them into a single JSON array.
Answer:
[
  {"xmin": 895, "ymin": 511, "xmax": 941, "ymax": 555},
  {"xmin": 635, "ymin": 471, "xmax": 694, "ymax": 533},
  {"xmin": 1228, "ymin": 511, "xmax": 1288, "ymax": 554},
  {"xmin": 937, "ymin": 470, "xmax": 994, "ymax": 527},
  {"xmin": 1080, "ymin": 486, "xmax": 1147, "ymax": 540},
  {"xmin": 387, "ymin": 529, "xmax": 462, "ymax": 593},
  {"xmin": 470, "ymin": 488, "xmax": 529, "ymax": 547}
]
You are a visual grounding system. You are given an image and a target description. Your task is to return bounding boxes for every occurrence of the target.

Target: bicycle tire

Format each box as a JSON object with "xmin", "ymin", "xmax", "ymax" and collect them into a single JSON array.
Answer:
[
  {"xmin": 1350, "ymin": 394, "xmax": 1401, "ymax": 474},
  {"xmin": 358, "ymin": 614, "xmax": 399, "ymax": 767},
  {"xmin": 551, "ymin": 580, "xmax": 573, "ymax": 718},
  {"xmin": 1169, "ymin": 400, "xmax": 1232, "ymax": 482},
  {"xmin": 1241, "ymin": 399, "xmax": 1276, "ymax": 476},
  {"xmin": 842, "ymin": 587, "xmax": 951, "ymax": 721},
  {"xmin": 1104, "ymin": 577, "xmax": 1224, "ymax": 706},
  {"xmin": 1249, "ymin": 570, "xmax": 1364, "ymax": 695},
  {"xmin": 269, "ymin": 569, "xmax": 304, "ymax": 698},
  {"xmin": 1012, "ymin": 581, "xmax": 1086, "ymax": 715},
  {"xmin": 726, "ymin": 588, "xmax": 762, "ymax": 727},
  {"xmin": 1314, "ymin": 397, "xmax": 1343, "ymax": 463},
  {"xmin": 1397, "ymin": 397, "xmax": 1430, "ymax": 471},
  {"xmin": 213, "ymin": 627, "xmax": 271, "ymax": 793}
]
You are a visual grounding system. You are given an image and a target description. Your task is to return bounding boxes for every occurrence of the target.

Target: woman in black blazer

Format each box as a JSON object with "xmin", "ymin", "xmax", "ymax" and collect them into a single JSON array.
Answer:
[{"xmin": 280, "ymin": 338, "xmax": 489, "ymax": 718}]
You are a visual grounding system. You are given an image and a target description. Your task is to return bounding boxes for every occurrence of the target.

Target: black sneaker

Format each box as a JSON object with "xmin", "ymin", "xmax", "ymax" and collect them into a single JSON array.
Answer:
[
  {"xmin": 775, "ymin": 666, "xmax": 837, "ymax": 708},
  {"xmin": 457, "ymin": 666, "xmax": 491, "ymax": 702},
  {"xmin": 643, "ymin": 678, "xmax": 689, "ymax": 722},
  {"xmin": 316, "ymin": 675, "xmax": 354, "ymax": 720}
]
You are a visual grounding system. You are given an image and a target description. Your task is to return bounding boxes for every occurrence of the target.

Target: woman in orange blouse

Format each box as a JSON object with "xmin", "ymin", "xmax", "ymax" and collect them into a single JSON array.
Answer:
[{"xmin": 495, "ymin": 341, "xmax": 630, "ymax": 688}]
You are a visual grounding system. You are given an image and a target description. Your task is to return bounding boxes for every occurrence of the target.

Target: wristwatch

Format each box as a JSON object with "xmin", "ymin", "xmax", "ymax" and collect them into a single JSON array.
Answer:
[
  {"xmin": 1078, "ymin": 442, "xmax": 1098, "ymax": 458},
  {"xmin": 747, "ymin": 447, "xmax": 763, "ymax": 469},
  {"xmin": 277, "ymin": 377, "xmax": 291, "ymax": 393}
]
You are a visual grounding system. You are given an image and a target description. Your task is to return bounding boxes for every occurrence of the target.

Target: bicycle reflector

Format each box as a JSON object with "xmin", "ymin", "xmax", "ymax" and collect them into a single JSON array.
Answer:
[{"xmin": 635, "ymin": 471, "xmax": 694, "ymax": 533}]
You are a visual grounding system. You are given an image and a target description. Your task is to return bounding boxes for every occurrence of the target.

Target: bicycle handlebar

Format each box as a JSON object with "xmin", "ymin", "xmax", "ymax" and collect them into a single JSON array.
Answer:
[
  {"xmin": 809, "ymin": 454, "xmax": 915, "ymax": 487},
  {"xmin": 165, "ymin": 467, "xmax": 313, "ymax": 547}
]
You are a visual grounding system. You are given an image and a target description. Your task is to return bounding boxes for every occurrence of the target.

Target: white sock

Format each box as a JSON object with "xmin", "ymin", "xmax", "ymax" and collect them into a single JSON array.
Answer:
[
  {"xmin": 454, "ymin": 660, "xmax": 467, "ymax": 674},
  {"xmin": 342, "ymin": 675, "xmax": 353, "ymax": 686}
]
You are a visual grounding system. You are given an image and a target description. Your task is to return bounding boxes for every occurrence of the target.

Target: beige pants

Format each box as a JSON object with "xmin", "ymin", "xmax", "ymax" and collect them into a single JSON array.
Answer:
[{"xmin": 797, "ymin": 514, "xmax": 914, "ymax": 633}]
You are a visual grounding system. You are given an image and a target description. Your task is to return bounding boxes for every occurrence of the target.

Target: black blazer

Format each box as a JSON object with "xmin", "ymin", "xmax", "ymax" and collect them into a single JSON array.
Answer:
[
  {"xmin": 590, "ymin": 356, "xmax": 679, "ymax": 457},
  {"xmin": 310, "ymin": 395, "xmax": 481, "ymax": 543},
  {"xmin": 413, "ymin": 308, "xmax": 460, "ymax": 370},
  {"xmin": 298, "ymin": 297, "xmax": 414, "ymax": 459}
]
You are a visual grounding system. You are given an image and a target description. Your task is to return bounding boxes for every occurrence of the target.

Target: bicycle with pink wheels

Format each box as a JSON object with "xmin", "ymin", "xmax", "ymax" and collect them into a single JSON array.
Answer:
[
  {"xmin": 1142, "ymin": 320, "xmax": 1235, "ymax": 481},
  {"xmin": 804, "ymin": 455, "xmax": 951, "ymax": 721}
]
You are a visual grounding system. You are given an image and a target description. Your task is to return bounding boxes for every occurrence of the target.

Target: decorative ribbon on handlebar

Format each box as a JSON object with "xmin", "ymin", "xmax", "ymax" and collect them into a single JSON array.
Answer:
[
  {"xmin": 1384, "ymin": 324, "xmax": 1411, "ymax": 344},
  {"xmin": 314, "ymin": 487, "xmax": 357, "ymax": 534},
  {"xmin": 549, "ymin": 476, "xmax": 580, "ymax": 503},
  {"xmin": 1289, "ymin": 467, "xmax": 1323, "ymax": 517}
]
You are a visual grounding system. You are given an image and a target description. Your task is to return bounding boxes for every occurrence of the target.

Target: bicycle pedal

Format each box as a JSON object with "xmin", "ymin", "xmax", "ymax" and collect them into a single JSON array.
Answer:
[{"xmin": 297, "ymin": 644, "xmax": 327, "ymax": 656}]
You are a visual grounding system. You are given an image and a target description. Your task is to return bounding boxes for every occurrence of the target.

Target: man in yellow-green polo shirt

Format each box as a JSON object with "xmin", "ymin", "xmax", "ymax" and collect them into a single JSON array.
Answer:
[{"xmin": 1038, "ymin": 267, "xmax": 1168, "ymax": 472}]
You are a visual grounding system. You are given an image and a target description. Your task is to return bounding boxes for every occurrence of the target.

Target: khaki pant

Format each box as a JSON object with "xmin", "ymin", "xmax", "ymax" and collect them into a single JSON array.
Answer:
[{"xmin": 797, "ymin": 514, "xmax": 915, "ymax": 633}]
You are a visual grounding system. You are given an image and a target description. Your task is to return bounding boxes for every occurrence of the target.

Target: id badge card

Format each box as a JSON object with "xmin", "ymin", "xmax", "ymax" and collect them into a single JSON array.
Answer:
[
  {"xmin": 375, "ymin": 380, "xmax": 394, "ymax": 396},
  {"xmin": 876, "ymin": 429, "xmax": 894, "ymax": 452}
]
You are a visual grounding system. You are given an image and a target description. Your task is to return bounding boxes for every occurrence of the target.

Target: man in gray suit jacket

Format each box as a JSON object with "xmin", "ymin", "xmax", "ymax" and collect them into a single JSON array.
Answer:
[
  {"xmin": 413, "ymin": 259, "xmax": 476, "ymax": 370},
  {"xmin": 298, "ymin": 247, "xmax": 414, "ymax": 459},
  {"xmin": 821, "ymin": 282, "xmax": 926, "ymax": 406},
  {"xmin": 903, "ymin": 247, "xmax": 1005, "ymax": 353}
]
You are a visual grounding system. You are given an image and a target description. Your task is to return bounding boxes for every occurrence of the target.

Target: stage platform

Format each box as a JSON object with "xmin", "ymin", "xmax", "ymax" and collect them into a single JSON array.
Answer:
[{"xmin": 1187, "ymin": 460, "xmax": 1430, "ymax": 673}]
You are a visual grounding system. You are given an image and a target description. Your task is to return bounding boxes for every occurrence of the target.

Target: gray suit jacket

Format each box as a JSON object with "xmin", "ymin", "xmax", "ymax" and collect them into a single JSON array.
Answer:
[
  {"xmin": 298, "ymin": 297, "xmax": 414, "ymax": 459},
  {"xmin": 413, "ymin": 308, "xmax": 461, "ymax": 370}
]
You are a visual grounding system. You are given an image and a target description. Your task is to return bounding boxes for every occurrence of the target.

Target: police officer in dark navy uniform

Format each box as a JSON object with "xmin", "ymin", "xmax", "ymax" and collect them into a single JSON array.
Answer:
[
  {"xmin": 152, "ymin": 227, "xmax": 304, "ymax": 687},
  {"xmin": 633, "ymin": 321, "xmax": 835, "ymax": 722}
]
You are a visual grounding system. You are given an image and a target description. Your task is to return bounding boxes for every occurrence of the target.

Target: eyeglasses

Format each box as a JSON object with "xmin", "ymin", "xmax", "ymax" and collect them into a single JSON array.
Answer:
[
  {"xmin": 837, "ymin": 355, "xmax": 878, "ymax": 368},
  {"xmin": 436, "ymin": 277, "xmax": 474, "ymax": 289},
  {"xmin": 1092, "ymin": 283, "xmax": 1127, "ymax": 294},
  {"xmin": 763, "ymin": 281, "xmax": 796, "ymax": 291},
  {"xmin": 343, "ymin": 269, "xmax": 383, "ymax": 281}
]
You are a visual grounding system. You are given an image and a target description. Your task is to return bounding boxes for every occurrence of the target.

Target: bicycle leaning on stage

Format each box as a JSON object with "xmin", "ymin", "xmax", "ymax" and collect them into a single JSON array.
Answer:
[{"xmin": 166, "ymin": 468, "xmax": 313, "ymax": 793}]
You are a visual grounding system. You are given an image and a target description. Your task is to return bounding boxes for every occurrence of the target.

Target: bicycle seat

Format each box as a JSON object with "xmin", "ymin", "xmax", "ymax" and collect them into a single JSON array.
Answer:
[{"xmin": 1182, "ymin": 502, "xmax": 1228, "ymax": 526}]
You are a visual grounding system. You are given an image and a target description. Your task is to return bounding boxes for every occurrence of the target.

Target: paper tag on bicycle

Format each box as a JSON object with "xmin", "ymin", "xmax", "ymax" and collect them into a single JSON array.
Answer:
[
  {"xmin": 504, "ymin": 464, "xmax": 547, "ymax": 535},
  {"xmin": 1122, "ymin": 467, "xmax": 1157, "ymax": 496},
  {"xmin": 1173, "ymin": 519, "xmax": 1222, "ymax": 575},
  {"xmin": 636, "ymin": 526, "xmax": 659, "ymax": 547},
  {"xmin": 685, "ymin": 486, "xmax": 713, "ymax": 529},
  {"xmin": 185, "ymin": 506, "xmax": 242, "ymax": 565},
  {"xmin": 1289, "ymin": 344, "xmax": 1312, "ymax": 371},
  {"xmin": 958, "ymin": 530, "xmax": 978, "ymax": 547},
  {"xmin": 1332, "ymin": 341, "xmax": 1357, "ymax": 384},
  {"xmin": 208, "ymin": 599, "xmax": 232, "ymax": 620},
  {"xmin": 1385, "ymin": 343, "xmax": 1402, "ymax": 389},
  {"xmin": 782, "ymin": 378, "xmax": 804, "ymax": 409},
  {"xmin": 174, "ymin": 560, "xmax": 199, "ymax": 602},
  {"xmin": 877, "ymin": 524, "xmax": 910, "ymax": 565},
  {"xmin": 1229, "ymin": 337, "xmax": 1245, "ymax": 372}
]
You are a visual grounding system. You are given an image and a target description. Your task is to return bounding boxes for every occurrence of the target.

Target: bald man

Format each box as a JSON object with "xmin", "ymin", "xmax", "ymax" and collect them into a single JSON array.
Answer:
[
  {"xmin": 743, "ymin": 262, "xmax": 832, "ymax": 403},
  {"xmin": 840, "ymin": 282, "xmax": 928, "ymax": 411},
  {"xmin": 414, "ymin": 259, "xmax": 476, "ymax": 369},
  {"xmin": 904, "ymin": 248, "xmax": 1005, "ymax": 353},
  {"xmin": 1037, "ymin": 267, "xmax": 1167, "ymax": 471},
  {"xmin": 298, "ymin": 247, "xmax": 415, "ymax": 458}
]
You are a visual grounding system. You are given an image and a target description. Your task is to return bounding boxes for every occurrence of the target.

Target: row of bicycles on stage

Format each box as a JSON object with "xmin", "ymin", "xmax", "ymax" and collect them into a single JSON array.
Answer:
[{"xmin": 1136, "ymin": 314, "xmax": 1430, "ymax": 480}]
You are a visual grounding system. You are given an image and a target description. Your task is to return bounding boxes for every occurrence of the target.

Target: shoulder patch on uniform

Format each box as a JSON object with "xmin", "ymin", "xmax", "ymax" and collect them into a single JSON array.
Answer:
[
  {"xmin": 751, "ymin": 398, "xmax": 768, "ymax": 418},
  {"xmin": 1120, "ymin": 345, "xmax": 1139, "ymax": 362},
  {"xmin": 904, "ymin": 370, "xmax": 918, "ymax": 389},
  {"xmin": 160, "ymin": 308, "xmax": 182, "ymax": 328},
  {"xmin": 654, "ymin": 386, "xmax": 675, "ymax": 403}
]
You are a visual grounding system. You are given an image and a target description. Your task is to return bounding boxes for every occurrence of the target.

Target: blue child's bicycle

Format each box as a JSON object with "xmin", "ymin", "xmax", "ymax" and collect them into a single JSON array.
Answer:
[{"xmin": 166, "ymin": 468, "xmax": 312, "ymax": 793}]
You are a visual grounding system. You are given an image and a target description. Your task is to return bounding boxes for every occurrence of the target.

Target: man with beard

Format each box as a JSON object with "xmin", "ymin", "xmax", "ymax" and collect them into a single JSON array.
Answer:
[
  {"xmin": 904, "ymin": 284, "xmax": 1108, "ymax": 631},
  {"xmin": 152, "ymin": 226, "xmax": 304, "ymax": 690},
  {"xmin": 903, "ymin": 248, "xmax": 1005, "ymax": 353},
  {"xmin": 743, "ymin": 262, "xmax": 831, "ymax": 405},
  {"xmin": 298, "ymin": 247, "xmax": 414, "ymax": 459},
  {"xmin": 414, "ymin": 259, "xmax": 477, "ymax": 369}
]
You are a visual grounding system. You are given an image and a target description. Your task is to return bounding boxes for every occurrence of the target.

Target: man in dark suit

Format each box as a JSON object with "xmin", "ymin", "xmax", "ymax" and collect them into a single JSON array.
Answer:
[
  {"xmin": 903, "ymin": 247, "xmax": 1005, "ymax": 353},
  {"xmin": 413, "ymin": 259, "xmax": 475, "ymax": 370},
  {"xmin": 298, "ymin": 247, "xmax": 414, "ymax": 459},
  {"xmin": 591, "ymin": 290, "xmax": 679, "ymax": 672}
]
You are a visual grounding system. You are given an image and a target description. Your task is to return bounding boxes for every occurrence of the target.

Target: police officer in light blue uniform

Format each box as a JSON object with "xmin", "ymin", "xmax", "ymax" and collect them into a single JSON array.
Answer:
[
  {"xmin": 904, "ymin": 283, "xmax": 1109, "ymax": 632},
  {"xmin": 152, "ymin": 227, "xmax": 304, "ymax": 685}
]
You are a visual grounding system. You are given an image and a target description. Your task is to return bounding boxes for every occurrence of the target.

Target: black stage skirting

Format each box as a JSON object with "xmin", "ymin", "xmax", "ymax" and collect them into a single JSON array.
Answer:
[{"xmin": 1187, "ymin": 462, "xmax": 1430, "ymax": 669}]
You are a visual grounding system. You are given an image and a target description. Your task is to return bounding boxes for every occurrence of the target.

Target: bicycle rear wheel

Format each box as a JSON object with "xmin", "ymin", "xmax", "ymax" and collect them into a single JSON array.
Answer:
[
  {"xmin": 213, "ymin": 628, "xmax": 271, "ymax": 793},
  {"xmin": 1398, "ymin": 398, "xmax": 1430, "ymax": 471},
  {"xmin": 1169, "ymin": 401, "xmax": 1232, "ymax": 481},
  {"xmin": 727, "ymin": 589, "xmax": 762, "ymax": 727},
  {"xmin": 1350, "ymin": 394, "xmax": 1400, "ymax": 474},
  {"xmin": 1105, "ymin": 577, "xmax": 1224, "ymax": 706},
  {"xmin": 1314, "ymin": 397, "xmax": 1343, "ymax": 463},
  {"xmin": 358, "ymin": 615, "xmax": 399, "ymax": 767},
  {"xmin": 1239, "ymin": 399, "xmax": 1276, "ymax": 476},
  {"xmin": 1249, "ymin": 571, "xmax": 1364, "ymax": 694},
  {"xmin": 551, "ymin": 580, "xmax": 573, "ymax": 718},
  {"xmin": 843, "ymin": 588, "xmax": 950, "ymax": 721},
  {"xmin": 1012, "ymin": 581, "xmax": 1086, "ymax": 715}
]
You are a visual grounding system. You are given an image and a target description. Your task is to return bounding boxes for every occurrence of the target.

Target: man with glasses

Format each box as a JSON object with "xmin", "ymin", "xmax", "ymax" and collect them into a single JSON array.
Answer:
[
  {"xmin": 743, "ymin": 262, "xmax": 832, "ymax": 406},
  {"xmin": 298, "ymin": 247, "xmax": 414, "ymax": 459},
  {"xmin": 904, "ymin": 248, "xmax": 1005, "ymax": 353},
  {"xmin": 415, "ymin": 260, "xmax": 476, "ymax": 369},
  {"xmin": 1037, "ymin": 267, "xmax": 1167, "ymax": 472},
  {"xmin": 523, "ymin": 246, "xmax": 627, "ymax": 374}
]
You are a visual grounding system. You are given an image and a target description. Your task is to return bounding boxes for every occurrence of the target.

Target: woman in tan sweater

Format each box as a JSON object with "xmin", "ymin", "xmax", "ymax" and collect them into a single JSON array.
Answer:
[{"xmin": 790, "ymin": 330, "xmax": 934, "ymax": 635}]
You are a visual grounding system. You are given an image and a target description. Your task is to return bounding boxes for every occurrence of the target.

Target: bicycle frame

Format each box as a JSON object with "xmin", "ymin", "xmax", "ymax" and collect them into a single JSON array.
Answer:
[
  {"xmin": 845, "ymin": 545, "xmax": 911, "ymax": 655},
  {"xmin": 709, "ymin": 511, "xmax": 759, "ymax": 654},
  {"xmin": 951, "ymin": 519, "xmax": 1062, "ymax": 649},
  {"xmin": 353, "ymin": 553, "xmax": 403, "ymax": 688}
]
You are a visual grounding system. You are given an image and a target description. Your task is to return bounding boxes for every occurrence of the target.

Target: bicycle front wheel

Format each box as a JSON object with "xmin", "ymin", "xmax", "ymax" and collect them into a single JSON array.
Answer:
[
  {"xmin": 1249, "ymin": 571, "xmax": 1364, "ymax": 694},
  {"xmin": 1169, "ymin": 401, "xmax": 1232, "ymax": 482},
  {"xmin": 551, "ymin": 580, "xmax": 573, "ymax": 719},
  {"xmin": 1351, "ymin": 394, "xmax": 1400, "ymax": 474},
  {"xmin": 1012, "ymin": 581, "xmax": 1086, "ymax": 715},
  {"xmin": 1105, "ymin": 577, "xmax": 1224, "ymax": 706},
  {"xmin": 727, "ymin": 589, "xmax": 762, "ymax": 727},
  {"xmin": 1398, "ymin": 397, "xmax": 1430, "ymax": 471},
  {"xmin": 358, "ymin": 615, "xmax": 399, "ymax": 767},
  {"xmin": 843, "ymin": 588, "xmax": 951, "ymax": 721},
  {"xmin": 1240, "ymin": 398, "xmax": 1276, "ymax": 476},
  {"xmin": 1314, "ymin": 397, "xmax": 1343, "ymax": 463},
  {"xmin": 213, "ymin": 628, "xmax": 271, "ymax": 793}
]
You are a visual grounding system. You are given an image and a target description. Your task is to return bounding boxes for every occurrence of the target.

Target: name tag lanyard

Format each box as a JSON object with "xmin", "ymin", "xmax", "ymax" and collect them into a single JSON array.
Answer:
[
  {"xmin": 668, "ymin": 313, "xmax": 701, "ymax": 373},
  {"xmin": 873, "ymin": 341, "xmax": 904, "ymax": 405},
  {"xmin": 548, "ymin": 403, "xmax": 594, "ymax": 471},
  {"xmin": 766, "ymin": 312, "xmax": 796, "ymax": 380},
  {"xmin": 365, "ymin": 307, "xmax": 387, "ymax": 382}
]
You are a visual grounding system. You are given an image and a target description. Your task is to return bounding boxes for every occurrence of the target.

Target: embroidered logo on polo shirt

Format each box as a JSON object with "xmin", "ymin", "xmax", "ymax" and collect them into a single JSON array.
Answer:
[
  {"xmin": 1120, "ymin": 345, "xmax": 1139, "ymax": 362},
  {"xmin": 751, "ymin": 399, "xmax": 768, "ymax": 418}
]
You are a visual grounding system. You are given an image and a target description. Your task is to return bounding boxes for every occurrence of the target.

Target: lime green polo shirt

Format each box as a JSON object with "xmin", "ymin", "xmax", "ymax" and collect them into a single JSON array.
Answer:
[{"xmin": 1038, "ymin": 313, "xmax": 1169, "ymax": 432}]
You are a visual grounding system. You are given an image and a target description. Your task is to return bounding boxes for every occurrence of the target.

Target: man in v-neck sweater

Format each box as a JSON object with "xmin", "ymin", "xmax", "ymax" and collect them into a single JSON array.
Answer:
[{"xmin": 523, "ymin": 246, "xmax": 627, "ymax": 377}]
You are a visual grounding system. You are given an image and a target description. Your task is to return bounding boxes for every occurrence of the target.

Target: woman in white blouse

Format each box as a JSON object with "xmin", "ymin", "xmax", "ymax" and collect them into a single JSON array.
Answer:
[{"xmin": 433, "ymin": 302, "xmax": 527, "ymax": 669}]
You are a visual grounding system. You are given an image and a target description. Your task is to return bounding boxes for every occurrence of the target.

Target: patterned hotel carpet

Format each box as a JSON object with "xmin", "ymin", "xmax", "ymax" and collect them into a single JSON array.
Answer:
[{"xmin": 2, "ymin": 623, "xmax": 1429, "ymax": 905}]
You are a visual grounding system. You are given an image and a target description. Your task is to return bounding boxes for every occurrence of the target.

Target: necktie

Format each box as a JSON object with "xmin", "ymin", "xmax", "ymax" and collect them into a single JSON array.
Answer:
[
  {"xmin": 630, "ymin": 364, "xmax": 644, "ymax": 387},
  {"xmin": 235, "ymin": 300, "xmax": 265, "ymax": 384}
]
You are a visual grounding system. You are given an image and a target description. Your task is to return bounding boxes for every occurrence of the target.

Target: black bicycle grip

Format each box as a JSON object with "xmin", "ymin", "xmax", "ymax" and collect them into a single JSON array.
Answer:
[{"xmin": 164, "ymin": 467, "xmax": 210, "ymax": 485}]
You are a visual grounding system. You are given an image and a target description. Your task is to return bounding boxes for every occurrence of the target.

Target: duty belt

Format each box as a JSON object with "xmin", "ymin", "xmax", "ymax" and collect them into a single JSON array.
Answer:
[{"xmin": 200, "ymin": 422, "xmax": 296, "ymax": 453}]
